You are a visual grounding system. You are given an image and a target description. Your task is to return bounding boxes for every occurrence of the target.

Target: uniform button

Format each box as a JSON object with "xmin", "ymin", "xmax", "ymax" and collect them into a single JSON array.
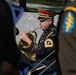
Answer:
[
  {"xmin": 40, "ymin": 40, "xmax": 44, "ymax": 43},
  {"xmin": 42, "ymin": 40, "xmax": 44, "ymax": 42},
  {"xmin": 41, "ymin": 37, "xmax": 43, "ymax": 39},
  {"xmin": 40, "ymin": 41, "xmax": 42, "ymax": 43},
  {"xmin": 43, "ymin": 33, "xmax": 44, "ymax": 35}
]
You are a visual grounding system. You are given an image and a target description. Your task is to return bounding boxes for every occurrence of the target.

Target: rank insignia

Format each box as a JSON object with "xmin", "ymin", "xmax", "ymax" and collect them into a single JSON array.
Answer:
[{"xmin": 44, "ymin": 39, "xmax": 53, "ymax": 47}]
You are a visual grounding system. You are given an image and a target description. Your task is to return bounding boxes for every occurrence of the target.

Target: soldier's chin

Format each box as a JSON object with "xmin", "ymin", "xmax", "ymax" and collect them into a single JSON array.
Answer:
[
  {"xmin": 40, "ymin": 26, "xmax": 45, "ymax": 30},
  {"xmin": 41, "ymin": 28, "xmax": 46, "ymax": 31}
]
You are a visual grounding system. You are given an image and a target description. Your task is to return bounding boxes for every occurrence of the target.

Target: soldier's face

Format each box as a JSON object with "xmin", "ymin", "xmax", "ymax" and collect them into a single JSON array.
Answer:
[{"xmin": 39, "ymin": 19, "xmax": 52, "ymax": 30}]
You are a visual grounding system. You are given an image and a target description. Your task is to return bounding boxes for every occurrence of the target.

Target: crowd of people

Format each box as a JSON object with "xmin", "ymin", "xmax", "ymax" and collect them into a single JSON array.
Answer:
[{"xmin": 0, "ymin": 0, "xmax": 76, "ymax": 75}]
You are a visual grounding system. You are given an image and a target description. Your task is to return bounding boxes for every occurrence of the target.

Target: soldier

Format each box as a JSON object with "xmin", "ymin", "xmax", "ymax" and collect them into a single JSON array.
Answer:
[
  {"xmin": 0, "ymin": 0, "xmax": 23, "ymax": 75},
  {"xmin": 19, "ymin": 8, "xmax": 57, "ymax": 75},
  {"xmin": 56, "ymin": 0, "xmax": 76, "ymax": 75}
]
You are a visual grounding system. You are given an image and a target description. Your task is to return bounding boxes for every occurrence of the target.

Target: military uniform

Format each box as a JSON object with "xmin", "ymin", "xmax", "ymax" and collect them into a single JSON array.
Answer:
[
  {"xmin": 18, "ymin": 8, "xmax": 57, "ymax": 75},
  {"xmin": 57, "ymin": 1, "xmax": 76, "ymax": 75},
  {"xmin": 29, "ymin": 24, "xmax": 56, "ymax": 74},
  {"xmin": 28, "ymin": 9, "xmax": 57, "ymax": 75},
  {"xmin": 30, "ymin": 24, "xmax": 56, "ymax": 62}
]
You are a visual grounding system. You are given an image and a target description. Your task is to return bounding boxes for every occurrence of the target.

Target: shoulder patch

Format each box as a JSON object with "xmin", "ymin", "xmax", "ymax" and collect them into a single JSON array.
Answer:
[
  {"xmin": 62, "ymin": 11, "xmax": 75, "ymax": 33},
  {"xmin": 44, "ymin": 39, "xmax": 53, "ymax": 48}
]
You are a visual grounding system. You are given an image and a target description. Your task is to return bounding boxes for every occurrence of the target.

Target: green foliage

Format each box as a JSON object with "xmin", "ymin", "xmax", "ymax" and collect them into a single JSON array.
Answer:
[
  {"xmin": 26, "ymin": 0, "xmax": 59, "ymax": 6},
  {"xmin": 26, "ymin": 0, "xmax": 59, "ymax": 12},
  {"xmin": 27, "ymin": 8, "xmax": 38, "ymax": 13}
]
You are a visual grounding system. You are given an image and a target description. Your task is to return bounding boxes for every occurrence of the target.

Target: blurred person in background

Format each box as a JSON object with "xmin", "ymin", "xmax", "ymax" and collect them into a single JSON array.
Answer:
[
  {"xmin": 56, "ymin": 0, "xmax": 76, "ymax": 75},
  {"xmin": 0, "ymin": 0, "xmax": 23, "ymax": 75}
]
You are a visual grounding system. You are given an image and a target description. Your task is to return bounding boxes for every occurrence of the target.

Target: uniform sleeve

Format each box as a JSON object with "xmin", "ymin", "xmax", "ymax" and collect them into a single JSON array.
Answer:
[
  {"xmin": 28, "ymin": 27, "xmax": 57, "ymax": 56},
  {"xmin": 43, "ymin": 28, "xmax": 57, "ymax": 55}
]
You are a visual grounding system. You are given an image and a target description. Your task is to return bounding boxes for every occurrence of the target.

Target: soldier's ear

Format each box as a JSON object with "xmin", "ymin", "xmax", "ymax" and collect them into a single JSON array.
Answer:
[{"xmin": 49, "ymin": 19, "xmax": 52, "ymax": 24}]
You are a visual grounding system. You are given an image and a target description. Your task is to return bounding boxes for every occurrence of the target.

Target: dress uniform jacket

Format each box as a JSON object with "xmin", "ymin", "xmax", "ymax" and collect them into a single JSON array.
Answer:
[
  {"xmin": 29, "ymin": 24, "xmax": 57, "ymax": 74},
  {"xmin": 18, "ymin": 7, "xmax": 57, "ymax": 74},
  {"xmin": 57, "ymin": 1, "xmax": 76, "ymax": 75}
]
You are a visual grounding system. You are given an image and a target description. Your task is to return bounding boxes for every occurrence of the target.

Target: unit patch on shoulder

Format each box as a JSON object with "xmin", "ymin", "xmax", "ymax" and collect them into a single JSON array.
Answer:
[
  {"xmin": 44, "ymin": 39, "xmax": 53, "ymax": 48},
  {"xmin": 62, "ymin": 11, "xmax": 75, "ymax": 33}
]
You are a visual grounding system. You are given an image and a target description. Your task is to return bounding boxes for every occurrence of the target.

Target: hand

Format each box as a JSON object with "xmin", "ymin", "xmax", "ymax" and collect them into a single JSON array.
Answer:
[{"xmin": 20, "ymin": 32, "xmax": 32, "ymax": 45}]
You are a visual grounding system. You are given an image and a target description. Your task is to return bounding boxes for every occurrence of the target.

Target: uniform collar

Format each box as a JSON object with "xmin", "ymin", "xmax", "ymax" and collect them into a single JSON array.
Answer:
[{"xmin": 44, "ymin": 24, "xmax": 54, "ymax": 32}]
